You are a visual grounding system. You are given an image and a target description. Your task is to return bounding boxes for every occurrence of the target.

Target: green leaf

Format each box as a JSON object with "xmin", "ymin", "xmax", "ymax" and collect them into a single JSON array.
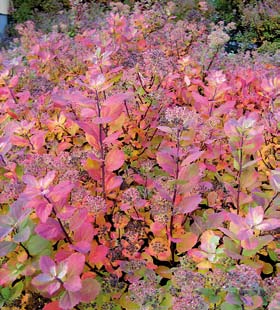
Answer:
[
  {"xmin": 268, "ymin": 249, "xmax": 278, "ymax": 262},
  {"xmin": 137, "ymin": 87, "xmax": 146, "ymax": 96},
  {"xmin": 1, "ymin": 287, "xmax": 11, "ymax": 300},
  {"xmin": 15, "ymin": 164, "xmax": 24, "ymax": 179},
  {"xmin": 10, "ymin": 281, "xmax": 24, "ymax": 300},
  {"xmin": 199, "ymin": 288, "xmax": 222, "ymax": 303},
  {"xmin": 242, "ymin": 235, "xmax": 274, "ymax": 257},
  {"xmin": 242, "ymin": 158, "xmax": 260, "ymax": 169},
  {"xmin": 160, "ymin": 293, "xmax": 173, "ymax": 307},
  {"xmin": 221, "ymin": 302, "xmax": 242, "ymax": 310},
  {"xmin": 25, "ymin": 235, "xmax": 51, "ymax": 256}
]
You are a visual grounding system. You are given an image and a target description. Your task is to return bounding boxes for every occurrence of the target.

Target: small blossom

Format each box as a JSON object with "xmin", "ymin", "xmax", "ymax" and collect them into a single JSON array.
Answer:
[
  {"xmin": 208, "ymin": 29, "xmax": 230, "ymax": 49},
  {"xmin": 226, "ymin": 265, "xmax": 261, "ymax": 290},
  {"xmin": 165, "ymin": 106, "xmax": 200, "ymax": 129},
  {"xmin": 207, "ymin": 70, "xmax": 227, "ymax": 85},
  {"xmin": 122, "ymin": 188, "xmax": 140, "ymax": 203},
  {"xmin": 86, "ymin": 196, "xmax": 107, "ymax": 213},
  {"xmin": 173, "ymin": 292, "xmax": 208, "ymax": 310}
]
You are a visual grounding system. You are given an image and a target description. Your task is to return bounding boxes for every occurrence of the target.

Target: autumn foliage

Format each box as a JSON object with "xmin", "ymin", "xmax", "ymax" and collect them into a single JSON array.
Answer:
[{"xmin": 0, "ymin": 1, "xmax": 280, "ymax": 309}]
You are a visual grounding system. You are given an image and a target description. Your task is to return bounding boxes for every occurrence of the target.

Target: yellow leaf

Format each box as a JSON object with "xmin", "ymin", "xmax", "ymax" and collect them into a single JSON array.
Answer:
[
  {"xmin": 197, "ymin": 261, "xmax": 212, "ymax": 270},
  {"xmin": 155, "ymin": 266, "xmax": 172, "ymax": 279}
]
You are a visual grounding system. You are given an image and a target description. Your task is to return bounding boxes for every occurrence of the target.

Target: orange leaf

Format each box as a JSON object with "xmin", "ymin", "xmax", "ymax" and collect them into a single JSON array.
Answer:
[{"xmin": 176, "ymin": 232, "xmax": 198, "ymax": 254}]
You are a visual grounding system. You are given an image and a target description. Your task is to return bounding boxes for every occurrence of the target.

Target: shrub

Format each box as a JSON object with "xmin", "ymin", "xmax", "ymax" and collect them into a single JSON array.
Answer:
[{"xmin": 0, "ymin": 2, "xmax": 279, "ymax": 309}]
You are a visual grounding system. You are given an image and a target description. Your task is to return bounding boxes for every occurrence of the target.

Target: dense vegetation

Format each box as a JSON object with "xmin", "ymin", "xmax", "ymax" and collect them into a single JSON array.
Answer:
[{"xmin": 0, "ymin": 1, "xmax": 279, "ymax": 309}]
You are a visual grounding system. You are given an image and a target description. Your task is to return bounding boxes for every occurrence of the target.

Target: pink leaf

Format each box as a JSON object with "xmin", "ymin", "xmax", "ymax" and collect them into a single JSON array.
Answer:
[
  {"xmin": 47, "ymin": 281, "xmax": 61, "ymax": 296},
  {"xmin": 150, "ymin": 222, "xmax": 166, "ymax": 234},
  {"xmin": 214, "ymin": 100, "xmax": 235, "ymax": 116},
  {"xmin": 105, "ymin": 175, "xmax": 123, "ymax": 193},
  {"xmin": 177, "ymin": 195, "xmax": 201, "ymax": 214},
  {"xmin": 101, "ymin": 93, "xmax": 132, "ymax": 122},
  {"xmin": 181, "ymin": 150, "xmax": 204, "ymax": 167},
  {"xmin": 188, "ymin": 248, "xmax": 208, "ymax": 261},
  {"xmin": 156, "ymin": 151, "xmax": 176, "ymax": 177},
  {"xmin": 65, "ymin": 253, "xmax": 85, "ymax": 278},
  {"xmin": 8, "ymin": 76, "xmax": 19, "ymax": 88},
  {"xmin": 40, "ymin": 256, "xmax": 56, "ymax": 274},
  {"xmin": 80, "ymin": 108, "xmax": 96, "ymax": 118},
  {"xmin": 49, "ymin": 181, "xmax": 74, "ymax": 204},
  {"xmin": 157, "ymin": 126, "xmax": 173, "ymax": 134},
  {"xmin": 36, "ymin": 202, "xmax": 53, "ymax": 223},
  {"xmin": 69, "ymin": 208, "xmax": 89, "ymax": 231},
  {"xmin": 85, "ymin": 133, "xmax": 100, "ymax": 150},
  {"xmin": 256, "ymin": 219, "xmax": 280, "ymax": 231},
  {"xmin": 22, "ymin": 174, "xmax": 37, "ymax": 187},
  {"xmin": 103, "ymin": 93, "xmax": 132, "ymax": 107},
  {"xmin": 64, "ymin": 275, "xmax": 82, "ymax": 292},
  {"xmin": 246, "ymin": 206, "xmax": 264, "ymax": 227},
  {"xmin": 92, "ymin": 116, "xmax": 113, "ymax": 124},
  {"xmin": 270, "ymin": 169, "xmax": 280, "ymax": 192},
  {"xmin": 79, "ymin": 278, "xmax": 101, "ymax": 303},
  {"xmin": 71, "ymin": 241, "xmax": 91, "ymax": 254},
  {"xmin": 40, "ymin": 171, "xmax": 57, "ymax": 189},
  {"xmin": 30, "ymin": 131, "xmax": 46, "ymax": 151},
  {"xmin": 241, "ymin": 236, "xmax": 259, "ymax": 250},
  {"xmin": 73, "ymin": 221, "xmax": 93, "ymax": 242},
  {"xmin": 105, "ymin": 149, "xmax": 125, "ymax": 172},
  {"xmin": 35, "ymin": 218, "xmax": 64, "ymax": 240},
  {"xmin": 102, "ymin": 131, "xmax": 122, "ymax": 145},
  {"xmin": 10, "ymin": 135, "xmax": 29, "ymax": 147},
  {"xmin": 59, "ymin": 291, "xmax": 80, "ymax": 310},
  {"xmin": 228, "ymin": 213, "xmax": 245, "ymax": 227},
  {"xmin": 192, "ymin": 91, "xmax": 209, "ymax": 111}
]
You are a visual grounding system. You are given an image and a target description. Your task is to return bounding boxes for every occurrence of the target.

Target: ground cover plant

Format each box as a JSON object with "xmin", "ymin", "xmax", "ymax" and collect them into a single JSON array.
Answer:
[{"xmin": 0, "ymin": 1, "xmax": 280, "ymax": 309}]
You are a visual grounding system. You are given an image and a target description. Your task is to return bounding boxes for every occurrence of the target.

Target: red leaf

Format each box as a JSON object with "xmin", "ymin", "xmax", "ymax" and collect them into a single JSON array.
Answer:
[
  {"xmin": 89, "ymin": 245, "xmax": 108, "ymax": 264},
  {"xmin": 43, "ymin": 301, "xmax": 61, "ymax": 310},
  {"xmin": 105, "ymin": 149, "xmax": 125, "ymax": 172}
]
